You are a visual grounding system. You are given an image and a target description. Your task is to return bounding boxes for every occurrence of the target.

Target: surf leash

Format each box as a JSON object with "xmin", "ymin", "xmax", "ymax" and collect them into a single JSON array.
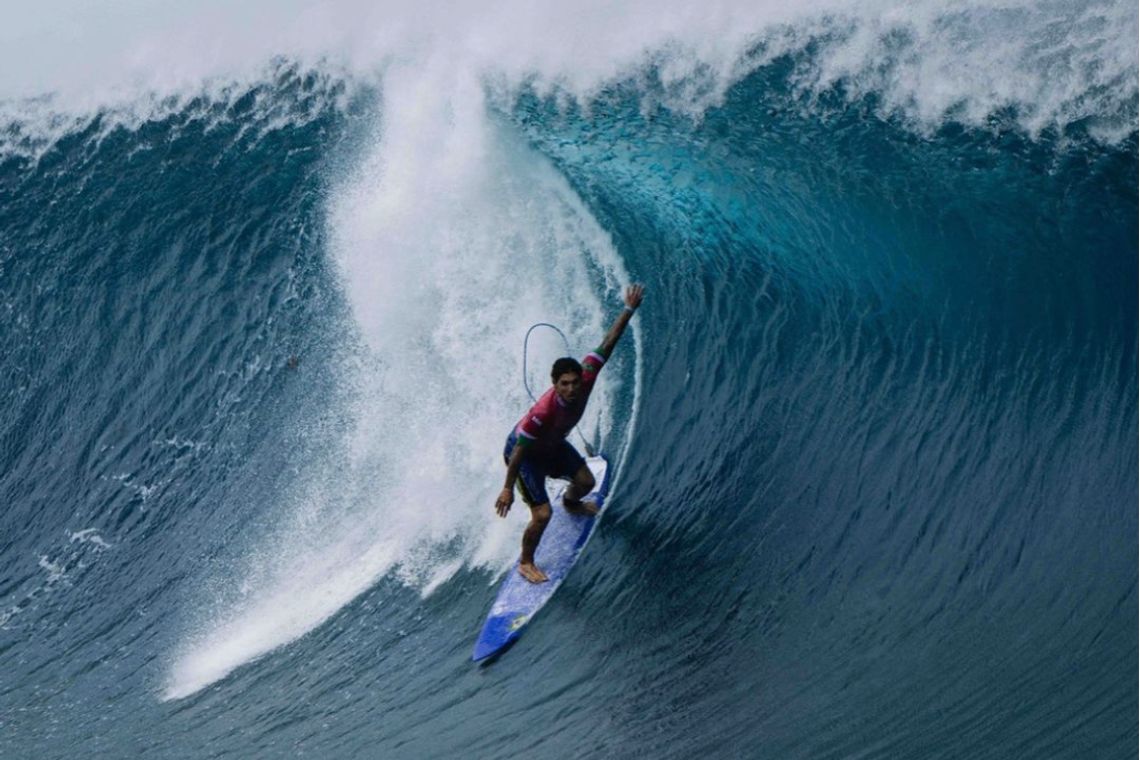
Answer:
[{"xmin": 523, "ymin": 322, "xmax": 596, "ymax": 457}]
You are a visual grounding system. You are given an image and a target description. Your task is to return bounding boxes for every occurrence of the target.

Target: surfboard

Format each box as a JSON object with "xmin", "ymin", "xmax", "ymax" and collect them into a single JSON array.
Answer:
[{"xmin": 472, "ymin": 455, "xmax": 611, "ymax": 662}]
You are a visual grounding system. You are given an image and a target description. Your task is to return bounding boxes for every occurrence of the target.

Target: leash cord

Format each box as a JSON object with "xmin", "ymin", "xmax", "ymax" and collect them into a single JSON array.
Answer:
[{"xmin": 522, "ymin": 322, "xmax": 596, "ymax": 457}]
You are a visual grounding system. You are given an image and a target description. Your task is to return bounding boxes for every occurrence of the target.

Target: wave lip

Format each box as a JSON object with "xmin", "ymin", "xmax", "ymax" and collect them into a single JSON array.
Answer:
[{"xmin": 3, "ymin": 0, "xmax": 1136, "ymax": 144}]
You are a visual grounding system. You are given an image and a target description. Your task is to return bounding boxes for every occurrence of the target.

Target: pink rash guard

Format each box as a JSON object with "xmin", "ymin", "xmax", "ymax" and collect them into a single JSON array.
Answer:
[{"xmin": 514, "ymin": 348, "xmax": 607, "ymax": 451}]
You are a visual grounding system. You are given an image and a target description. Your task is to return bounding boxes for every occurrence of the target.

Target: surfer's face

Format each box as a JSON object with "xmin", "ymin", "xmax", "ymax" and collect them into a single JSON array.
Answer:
[{"xmin": 555, "ymin": 372, "xmax": 582, "ymax": 404}]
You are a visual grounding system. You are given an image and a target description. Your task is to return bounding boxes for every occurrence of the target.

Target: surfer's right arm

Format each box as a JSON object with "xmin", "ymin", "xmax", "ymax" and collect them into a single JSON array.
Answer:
[{"xmin": 496, "ymin": 442, "xmax": 528, "ymax": 517}]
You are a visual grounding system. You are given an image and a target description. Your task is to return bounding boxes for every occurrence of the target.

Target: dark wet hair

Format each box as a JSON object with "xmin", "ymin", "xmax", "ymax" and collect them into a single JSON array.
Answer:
[{"xmin": 551, "ymin": 357, "xmax": 583, "ymax": 384}]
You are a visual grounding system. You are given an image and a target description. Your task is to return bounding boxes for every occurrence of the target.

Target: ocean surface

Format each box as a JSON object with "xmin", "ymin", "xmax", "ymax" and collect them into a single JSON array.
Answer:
[{"xmin": 1, "ymin": 2, "xmax": 1136, "ymax": 757}]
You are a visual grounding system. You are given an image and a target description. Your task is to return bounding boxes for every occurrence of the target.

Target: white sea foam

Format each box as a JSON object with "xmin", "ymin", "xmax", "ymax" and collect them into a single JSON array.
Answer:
[
  {"xmin": 2, "ymin": 0, "xmax": 1136, "ymax": 141},
  {"xmin": 68, "ymin": 528, "xmax": 112, "ymax": 550}
]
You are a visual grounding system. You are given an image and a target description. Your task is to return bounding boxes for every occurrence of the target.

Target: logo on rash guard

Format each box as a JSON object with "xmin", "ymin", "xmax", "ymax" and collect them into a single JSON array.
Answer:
[{"xmin": 530, "ymin": 417, "xmax": 543, "ymax": 426}]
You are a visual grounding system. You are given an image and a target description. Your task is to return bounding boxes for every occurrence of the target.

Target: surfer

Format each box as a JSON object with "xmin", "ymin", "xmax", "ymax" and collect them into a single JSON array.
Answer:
[{"xmin": 496, "ymin": 284, "xmax": 644, "ymax": 583}]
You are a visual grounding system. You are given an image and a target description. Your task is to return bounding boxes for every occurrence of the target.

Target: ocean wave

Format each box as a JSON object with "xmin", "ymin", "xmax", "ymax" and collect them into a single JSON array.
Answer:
[
  {"xmin": 2, "ymin": 0, "xmax": 1136, "ymax": 152},
  {"xmin": 0, "ymin": 4, "xmax": 1134, "ymax": 754}
]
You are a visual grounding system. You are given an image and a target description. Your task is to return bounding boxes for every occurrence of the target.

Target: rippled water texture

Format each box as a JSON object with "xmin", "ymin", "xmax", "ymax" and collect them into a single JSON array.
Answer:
[{"xmin": 1, "ymin": 2, "xmax": 1136, "ymax": 757}]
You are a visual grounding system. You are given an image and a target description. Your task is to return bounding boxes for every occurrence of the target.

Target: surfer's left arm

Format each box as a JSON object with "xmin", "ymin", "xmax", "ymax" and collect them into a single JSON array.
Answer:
[{"xmin": 597, "ymin": 284, "xmax": 644, "ymax": 359}]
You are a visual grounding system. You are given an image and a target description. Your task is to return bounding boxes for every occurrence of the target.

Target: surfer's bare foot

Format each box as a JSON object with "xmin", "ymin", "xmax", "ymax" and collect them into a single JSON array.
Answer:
[
  {"xmin": 563, "ymin": 498, "xmax": 599, "ymax": 517},
  {"xmin": 518, "ymin": 562, "xmax": 549, "ymax": 584}
]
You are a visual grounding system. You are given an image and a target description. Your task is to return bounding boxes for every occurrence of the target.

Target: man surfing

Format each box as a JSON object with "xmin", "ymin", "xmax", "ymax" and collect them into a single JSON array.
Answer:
[{"xmin": 496, "ymin": 284, "xmax": 644, "ymax": 583}]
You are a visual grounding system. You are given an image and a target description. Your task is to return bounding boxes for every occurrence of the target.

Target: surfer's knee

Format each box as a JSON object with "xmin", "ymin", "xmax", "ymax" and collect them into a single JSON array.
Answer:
[
  {"xmin": 530, "ymin": 503, "xmax": 552, "ymax": 525},
  {"xmin": 574, "ymin": 469, "xmax": 595, "ymax": 494}
]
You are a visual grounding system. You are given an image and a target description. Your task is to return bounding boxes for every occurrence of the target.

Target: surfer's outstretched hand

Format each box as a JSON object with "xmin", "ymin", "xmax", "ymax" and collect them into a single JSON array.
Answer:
[
  {"xmin": 625, "ymin": 283, "xmax": 644, "ymax": 310},
  {"xmin": 495, "ymin": 488, "xmax": 513, "ymax": 517}
]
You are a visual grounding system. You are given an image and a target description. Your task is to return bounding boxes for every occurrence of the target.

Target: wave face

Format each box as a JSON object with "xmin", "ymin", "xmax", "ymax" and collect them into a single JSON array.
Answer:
[{"xmin": 1, "ymin": 3, "xmax": 1136, "ymax": 758}]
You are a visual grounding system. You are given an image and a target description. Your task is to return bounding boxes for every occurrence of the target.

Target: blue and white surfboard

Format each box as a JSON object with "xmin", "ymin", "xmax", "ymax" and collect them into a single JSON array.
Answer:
[{"xmin": 472, "ymin": 456, "xmax": 611, "ymax": 662}]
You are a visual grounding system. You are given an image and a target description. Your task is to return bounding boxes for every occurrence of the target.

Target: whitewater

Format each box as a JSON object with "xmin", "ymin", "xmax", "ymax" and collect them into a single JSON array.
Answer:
[{"xmin": 1, "ymin": 1, "xmax": 1136, "ymax": 757}]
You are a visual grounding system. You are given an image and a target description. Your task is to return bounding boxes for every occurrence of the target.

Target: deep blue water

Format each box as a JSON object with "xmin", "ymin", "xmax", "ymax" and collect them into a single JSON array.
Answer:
[{"xmin": 1, "ymin": 52, "xmax": 1136, "ymax": 759}]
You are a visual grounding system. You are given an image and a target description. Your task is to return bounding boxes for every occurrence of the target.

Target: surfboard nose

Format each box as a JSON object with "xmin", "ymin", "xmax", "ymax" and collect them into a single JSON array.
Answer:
[{"xmin": 472, "ymin": 614, "xmax": 525, "ymax": 661}]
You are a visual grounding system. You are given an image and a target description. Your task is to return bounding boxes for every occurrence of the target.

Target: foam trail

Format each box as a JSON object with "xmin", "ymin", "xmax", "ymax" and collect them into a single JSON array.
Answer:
[{"xmin": 163, "ymin": 58, "xmax": 635, "ymax": 700}]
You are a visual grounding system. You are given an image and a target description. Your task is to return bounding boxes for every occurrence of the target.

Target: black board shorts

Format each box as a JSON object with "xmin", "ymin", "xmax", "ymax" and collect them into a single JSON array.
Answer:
[{"xmin": 503, "ymin": 431, "xmax": 586, "ymax": 507}]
